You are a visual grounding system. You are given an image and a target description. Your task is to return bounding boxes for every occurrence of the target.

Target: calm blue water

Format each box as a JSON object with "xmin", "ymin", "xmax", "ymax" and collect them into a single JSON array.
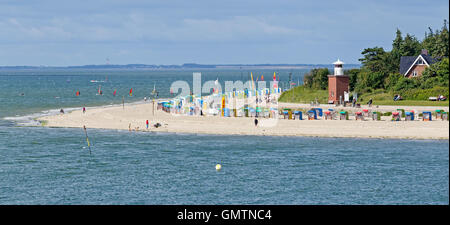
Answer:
[{"xmin": 0, "ymin": 69, "xmax": 448, "ymax": 204}]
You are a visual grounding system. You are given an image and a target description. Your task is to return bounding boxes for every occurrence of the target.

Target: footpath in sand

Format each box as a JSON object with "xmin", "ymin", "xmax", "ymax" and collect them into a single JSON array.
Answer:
[{"xmin": 37, "ymin": 101, "xmax": 449, "ymax": 140}]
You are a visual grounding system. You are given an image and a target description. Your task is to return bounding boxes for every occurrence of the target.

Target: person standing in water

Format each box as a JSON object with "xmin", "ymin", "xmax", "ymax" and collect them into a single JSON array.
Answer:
[{"xmin": 146, "ymin": 120, "xmax": 149, "ymax": 129}]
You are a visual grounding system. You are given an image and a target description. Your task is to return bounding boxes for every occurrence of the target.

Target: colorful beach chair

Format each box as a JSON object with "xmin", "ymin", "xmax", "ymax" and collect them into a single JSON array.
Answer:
[
  {"xmin": 307, "ymin": 110, "xmax": 317, "ymax": 120},
  {"xmin": 293, "ymin": 111, "xmax": 303, "ymax": 120},
  {"xmin": 372, "ymin": 111, "xmax": 381, "ymax": 121},
  {"xmin": 392, "ymin": 112, "xmax": 400, "ymax": 121},
  {"xmin": 339, "ymin": 111, "xmax": 348, "ymax": 120},
  {"xmin": 435, "ymin": 109, "xmax": 443, "ymax": 119},
  {"xmin": 442, "ymin": 112, "xmax": 448, "ymax": 121},
  {"xmin": 355, "ymin": 112, "xmax": 364, "ymax": 120},
  {"xmin": 422, "ymin": 111, "xmax": 432, "ymax": 121},
  {"xmin": 405, "ymin": 111, "xmax": 414, "ymax": 121}
]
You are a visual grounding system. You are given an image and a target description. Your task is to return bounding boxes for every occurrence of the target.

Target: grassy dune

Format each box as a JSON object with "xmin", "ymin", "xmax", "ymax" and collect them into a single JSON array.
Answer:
[{"xmin": 280, "ymin": 86, "xmax": 449, "ymax": 106}]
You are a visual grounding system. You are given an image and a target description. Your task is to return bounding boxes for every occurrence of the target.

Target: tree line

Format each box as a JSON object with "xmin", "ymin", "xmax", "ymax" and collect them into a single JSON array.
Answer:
[{"xmin": 303, "ymin": 20, "xmax": 449, "ymax": 100}]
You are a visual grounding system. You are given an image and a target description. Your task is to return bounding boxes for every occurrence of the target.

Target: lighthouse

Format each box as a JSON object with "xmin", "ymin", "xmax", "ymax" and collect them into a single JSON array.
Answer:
[{"xmin": 328, "ymin": 59, "xmax": 349, "ymax": 104}]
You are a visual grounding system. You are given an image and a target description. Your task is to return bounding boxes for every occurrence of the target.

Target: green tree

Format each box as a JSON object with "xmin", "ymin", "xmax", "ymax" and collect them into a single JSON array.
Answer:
[
  {"xmin": 384, "ymin": 73, "xmax": 402, "ymax": 90},
  {"xmin": 400, "ymin": 34, "xmax": 422, "ymax": 56},
  {"xmin": 389, "ymin": 29, "xmax": 403, "ymax": 72},
  {"xmin": 354, "ymin": 69, "xmax": 385, "ymax": 93},
  {"xmin": 393, "ymin": 76, "xmax": 419, "ymax": 92},
  {"xmin": 345, "ymin": 68, "xmax": 360, "ymax": 92},
  {"xmin": 358, "ymin": 47, "xmax": 387, "ymax": 72},
  {"xmin": 420, "ymin": 57, "xmax": 449, "ymax": 88},
  {"xmin": 302, "ymin": 68, "xmax": 329, "ymax": 90},
  {"xmin": 436, "ymin": 20, "xmax": 449, "ymax": 57}
]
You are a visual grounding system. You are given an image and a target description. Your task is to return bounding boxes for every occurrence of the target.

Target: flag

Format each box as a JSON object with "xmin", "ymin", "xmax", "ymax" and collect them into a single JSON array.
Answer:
[
  {"xmin": 273, "ymin": 72, "xmax": 276, "ymax": 81},
  {"xmin": 250, "ymin": 72, "xmax": 254, "ymax": 90},
  {"xmin": 261, "ymin": 75, "xmax": 264, "ymax": 81},
  {"xmin": 222, "ymin": 95, "xmax": 225, "ymax": 116},
  {"xmin": 129, "ymin": 88, "xmax": 133, "ymax": 96},
  {"xmin": 113, "ymin": 89, "xmax": 116, "ymax": 96}
]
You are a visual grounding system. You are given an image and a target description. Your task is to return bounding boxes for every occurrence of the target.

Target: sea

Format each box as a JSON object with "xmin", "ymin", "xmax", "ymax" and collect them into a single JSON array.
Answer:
[{"xmin": 0, "ymin": 68, "xmax": 448, "ymax": 204}]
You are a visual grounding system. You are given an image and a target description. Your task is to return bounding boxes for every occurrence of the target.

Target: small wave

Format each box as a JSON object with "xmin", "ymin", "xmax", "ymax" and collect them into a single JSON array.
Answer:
[{"xmin": 3, "ymin": 107, "xmax": 81, "ymax": 126}]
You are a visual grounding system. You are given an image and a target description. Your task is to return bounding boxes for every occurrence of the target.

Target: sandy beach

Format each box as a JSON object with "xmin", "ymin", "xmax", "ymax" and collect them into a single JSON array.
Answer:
[{"xmin": 37, "ymin": 101, "xmax": 449, "ymax": 140}]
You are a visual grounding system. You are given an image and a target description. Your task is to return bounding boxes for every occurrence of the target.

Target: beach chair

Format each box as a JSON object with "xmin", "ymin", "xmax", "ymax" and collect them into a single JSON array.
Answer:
[
  {"xmin": 363, "ymin": 109, "xmax": 370, "ymax": 117},
  {"xmin": 435, "ymin": 110, "xmax": 443, "ymax": 119},
  {"xmin": 405, "ymin": 111, "xmax": 414, "ymax": 121},
  {"xmin": 339, "ymin": 111, "xmax": 348, "ymax": 120},
  {"xmin": 283, "ymin": 111, "xmax": 289, "ymax": 119},
  {"xmin": 293, "ymin": 111, "xmax": 302, "ymax": 120},
  {"xmin": 355, "ymin": 112, "xmax": 364, "ymax": 121},
  {"xmin": 324, "ymin": 111, "xmax": 332, "ymax": 120},
  {"xmin": 327, "ymin": 109, "xmax": 336, "ymax": 120},
  {"xmin": 397, "ymin": 109, "xmax": 405, "ymax": 118},
  {"xmin": 312, "ymin": 108, "xmax": 323, "ymax": 118},
  {"xmin": 307, "ymin": 110, "xmax": 317, "ymax": 120},
  {"xmin": 372, "ymin": 111, "xmax": 381, "ymax": 121},
  {"xmin": 422, "ymin": 111, "xmax": 432, "ymax": 121},
  {"xmin": 392, "ymin": 112, "xmax": 400, "ymax": 121},
  {"xmin": 442, "ymin": 112, "xmax": 448, "ymax": 121}
]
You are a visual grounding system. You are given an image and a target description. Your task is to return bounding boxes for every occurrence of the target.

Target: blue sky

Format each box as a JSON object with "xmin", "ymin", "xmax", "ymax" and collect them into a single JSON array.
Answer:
[{"xmin": 0, "ymin": 0, "xmax": 448, "ymax": 66}]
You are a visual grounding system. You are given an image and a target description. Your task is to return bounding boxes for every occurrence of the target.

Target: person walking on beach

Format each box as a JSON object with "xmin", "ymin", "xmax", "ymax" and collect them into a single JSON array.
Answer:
[
  {"xmin": 146, "ymin": 120, "xmax": 149, "ymax": 129},
  {"xmin": 254, "ymin": 118, "xmax": 258, "ymax": 127},
  {"xmin": 83, "ymin": 107, "xmax": 86, "ymax": 114}
]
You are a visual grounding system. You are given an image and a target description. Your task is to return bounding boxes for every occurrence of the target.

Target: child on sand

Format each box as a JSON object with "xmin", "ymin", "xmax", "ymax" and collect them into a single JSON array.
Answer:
[{"xmin": 146, "ymin": 120, "xmax": 149, "ymax": 129}]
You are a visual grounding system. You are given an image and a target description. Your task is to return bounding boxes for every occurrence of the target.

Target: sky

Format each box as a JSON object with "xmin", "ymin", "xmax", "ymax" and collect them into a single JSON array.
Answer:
[{"xmin": 0, "ymin": 0, "xmax": 448, "ymax": 66}]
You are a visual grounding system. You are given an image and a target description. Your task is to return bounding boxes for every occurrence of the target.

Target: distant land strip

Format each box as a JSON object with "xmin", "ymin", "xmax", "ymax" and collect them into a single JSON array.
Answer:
[{"xmin": 0, "ymin": 63, "xmax": 361, "ymax": 70}]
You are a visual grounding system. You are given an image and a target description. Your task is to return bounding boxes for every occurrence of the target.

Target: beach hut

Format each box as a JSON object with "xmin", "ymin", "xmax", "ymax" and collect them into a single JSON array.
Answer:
[
  {"xmin": 435, "ymin": 109, "xmax": 443, "ymax": 119},
  {"xmin": 363, "ymin": 109, "xmax": 370, "ymax": 117},
  {"xmin": 405, "ymin": 111, "xmax": 414, "ymax": 121},
  {"xmin": 307, "ymin": 110, "xmax": 317, "ymax": 120},
  {"xmin": 339, "ymin": 111, "xmax": 348, "ymax": 120},
  {"xmin": 422, "ymin": 111, "xmax": 432, "ymax": 121},
  {"xmin": 442, "ymin": 112, "xmax": 448, "ymax": 121},
  {"xmin": 392, "ymin": 112, "xmax": 401, "ymax": 121},
  {"xmin": 372, "ymin": 111, "xmax": 381, "ymax": 121},
  {"xmin": 397, "ymin": 109, "xmax": 405, "ymax": 118},
  {"xmin": 293, "ymin": 111, "xmax": 303, "ymax": 120},
  {"xmin": 355, "ymin": 112, "xmax": 364, "ymax": 120}
]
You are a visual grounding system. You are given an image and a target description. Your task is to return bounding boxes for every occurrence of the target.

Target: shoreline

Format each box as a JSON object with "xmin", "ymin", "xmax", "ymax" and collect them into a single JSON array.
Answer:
[
  {"xmin": 40, "ymin": 125, "xmax": 450, "ymax": 140},
  {"xmin": 36, "ymin": 101, "xmax": 450, "ymax": 140}
]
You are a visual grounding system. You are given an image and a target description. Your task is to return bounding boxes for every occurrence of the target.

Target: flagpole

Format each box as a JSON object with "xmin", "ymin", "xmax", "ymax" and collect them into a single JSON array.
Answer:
[{"xmin": 83, "ymin": 125, "xmax": 91, "ymax": 155}]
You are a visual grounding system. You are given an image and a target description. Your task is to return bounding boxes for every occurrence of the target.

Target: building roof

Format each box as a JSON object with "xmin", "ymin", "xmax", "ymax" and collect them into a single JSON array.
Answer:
[{"xmin": 399, "ymin": 54, "xmax": 438, "ymax": 75}]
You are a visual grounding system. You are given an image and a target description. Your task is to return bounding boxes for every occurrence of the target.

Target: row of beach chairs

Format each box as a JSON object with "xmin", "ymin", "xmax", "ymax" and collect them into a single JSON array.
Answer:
[{"xmin": 280, "ymin": 108, "xmax": 448, "ymax": 121}]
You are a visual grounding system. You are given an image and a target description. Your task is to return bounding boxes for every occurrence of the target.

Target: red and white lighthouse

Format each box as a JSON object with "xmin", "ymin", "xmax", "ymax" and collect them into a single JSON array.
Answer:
[{"xmin": 328, "ymin": 59, "xmax": 349, "ymax": 104}]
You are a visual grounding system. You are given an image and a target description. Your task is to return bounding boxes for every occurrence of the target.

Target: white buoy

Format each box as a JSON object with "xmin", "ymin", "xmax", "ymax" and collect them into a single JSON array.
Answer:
[{"xmin": 215, "ymin": 164, "xmax": 222, "ymax": 171}]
